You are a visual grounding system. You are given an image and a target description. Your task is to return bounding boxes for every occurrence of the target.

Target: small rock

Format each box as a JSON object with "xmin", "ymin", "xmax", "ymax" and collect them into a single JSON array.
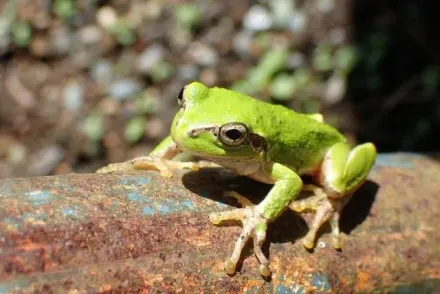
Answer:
[
  {"xmin": 146, "ymin": 117, "xmax": 166, "ymax": 139},
  {"xmin": 50, "ymin": 25, "xmax": 73, "ymax": 56},
  {"xmin": 28, "ymin": 145, "xmax": 65, "ymax": 176},
  {"xmin": 30, "ymin": 35, "xmax": 52, "ymax": 57},
  {"xmin": 108, "ymin": 79, "xmax": 143, "ymax": 101},
  {"xmin": 98, "ymin": 98, "xmax": 119, "ymax": 115},
  {"xmin": 243, "ymin": 5, "xmax": 272, "ymax": 31},
  {"xmin": 325, "ymin": 72, "xmax": 346, "ymax": 104},
  {"xmin": 287, "ymin": 52, "xmax": 306, "ymax": 68},
  {"xmin": 187, "ymin": 42, "xmax": 218, "ymax": 67},
  {"xmin": 96, "ymin": 6, "xmax": 118, "ymax": 28},
  {"xmin": 90, "ymin": 59, "xmax": 113, "ymax": 84},
  {"xmin": 316, "ymin": 0, "xmax": 335, "ymax": 13},
  {"xmin": 200, "ymin": 68, "xmax": 218, "ymax": 86},
  {"xmin": 329, "ymin": 28, "xmax": 346, "ymax": 45},
  {"xmin": 288, "ymin": 12, "xmax": 308, "ymax": 33},
  {"xmin": 71, "ymin": 49, "xmax": 99, "ymax": 69},
  {"xmin": 177, "ymin": 64, "xmax": 199, "ymax": 80},
  {"xmin": 77, "ymin": 25, "xmax": 102, "ymax": 45},
  {"xmin": 270, "ymin": 0, "xmax": 294, "ymax": 27},
  {"xmin": 233, "ymin": 31, "xmax": 253, "ymax": 56},
  {"xmin": 136, "ymin": 44, "xmax": 165, "ymax": 74},
  {"xmin": 63, "ymin": 80, "xmax": 84, "ymax": 111},
  {"xmin": 7, "ymin": 143, "xmax": 27, "ymax": 164}
]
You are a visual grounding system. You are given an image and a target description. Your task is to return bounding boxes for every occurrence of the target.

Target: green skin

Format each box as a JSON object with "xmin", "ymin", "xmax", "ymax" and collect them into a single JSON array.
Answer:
[{"xmin": 97, "ymin": 82, "xmax": 377, "ymax": 277}]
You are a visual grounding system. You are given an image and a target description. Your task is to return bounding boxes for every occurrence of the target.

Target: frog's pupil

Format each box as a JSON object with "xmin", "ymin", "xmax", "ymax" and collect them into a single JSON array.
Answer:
[{"xmin": 226, "ymin": 129, "xmax": 242, "ymax": 140}]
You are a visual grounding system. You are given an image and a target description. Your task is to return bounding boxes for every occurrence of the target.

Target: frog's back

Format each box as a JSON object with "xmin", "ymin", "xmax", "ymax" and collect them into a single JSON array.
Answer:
[
  {"xmin": 208, "ymin": 86, "xmax": 345, "ymax": 171},
  {"xmin": 250, "ymin": 97, "xmax": 346, "ymax": 172}
]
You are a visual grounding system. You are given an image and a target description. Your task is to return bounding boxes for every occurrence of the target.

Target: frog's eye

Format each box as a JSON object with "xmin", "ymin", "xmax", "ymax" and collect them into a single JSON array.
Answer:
[
  {"xmin": 177, "ymin": 87, "xmax": 185, "ymax": 107},
  {"xmin": 219, "ymin": 123, "xmax": 248, "ymax": 146}
]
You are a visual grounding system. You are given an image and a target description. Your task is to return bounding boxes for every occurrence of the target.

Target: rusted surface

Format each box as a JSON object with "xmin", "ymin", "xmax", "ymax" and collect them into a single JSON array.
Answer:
[{"xmin": 0, "ymin": 153, "xmax": 439, "ymax": 293}]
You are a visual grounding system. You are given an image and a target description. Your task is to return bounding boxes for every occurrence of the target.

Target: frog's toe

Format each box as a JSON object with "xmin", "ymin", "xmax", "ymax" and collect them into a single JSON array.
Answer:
[
  {"xmin": 96, "ymin": 162, "xmax": 134, "ymax": 174},
  {"xmin": 224, "ymin": 191, "xmax": 254, "ymax": 208},
  {"xmin": 209, "ymin": 207, "xmax": 248, "ymax": 225},
  {"xmin": 329, "ymin": 211, "xmax": 342, "ymax": 249},
  {"xmin": 210, "ymin": 207, "xmax": 271, "ymax": 277},
  {"xmin": 299, "ymin": 197, "xmax": 344, "ymax": 250},
  {"xmin": 302, "ymin": 236, "xmax": 315, "ymax": 249},
  {"xmin": 130, "ymin": 157, "xmax": 173, "ymax": 177}
]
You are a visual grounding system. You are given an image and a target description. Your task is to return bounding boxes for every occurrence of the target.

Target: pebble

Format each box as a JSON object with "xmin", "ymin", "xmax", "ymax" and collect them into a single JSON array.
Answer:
[
  {"xmin": 187, "ymin": 42, "xmax": 218, "ymax": 66},
  {"xmin": 288, "ymin": 52, "xmax": 306, "ymax": 68},
  {"xmin": 316, "ymin": 0, "xmax": 335, "ymax": 13},
  {"xmin": 242, "ymin": 5, "xmax": 272, "ymax": 31},
  {"xmin": 96, "ymin": 6, "xmax": 118, "ymax": 28},
  {"xmin": 233, "ymin": 31, "xmax": 253, "ymax": 56},
  {"xmin": 108, "ymin": 79, "xmax": 143, "ymax": 101},
  {"xmin": 91, "ymin": 59, "xmax": 114, "ymax": 84},
  {"xmin": 269, "ymin": 0, "xmax": 294, "ymax": 27},
  {"xmin": 136, "ymin": 44, "xmax": 165, "ymax": 74},
  {"xmin": 28, "ymin": 145, "xmax": 65, "ymax": 176},
  {"xmin": 30, "ymin": 35, "xmax": 52, "ymax": 57},
  {"xmin": 177, "ymin": 64, "xmax": 199, "ymax": 80},
  {"xmin": 77, "ymin": 25, "xmax": 102, "ymax": 45},
  {"xmin": 63, "ymin": 80, "xmax": 84, "ymax": 111},
  {"xmin": 50, "ymin": 25, "xmax": 73, "ymax": 56},
  {"xmin": 7, "ymin": 143, "xmax": 27, "ymax": 164},
  {"xmin": 288, "ymin": 12, "xmax": 308, "ymax": 32},
  {"xmin": 329, "ymin": 28, "xmax": 346, "ymax": 45},
  {"xmin": 325, "ymin": 72, "xmax": 346, "ymax": 104}
]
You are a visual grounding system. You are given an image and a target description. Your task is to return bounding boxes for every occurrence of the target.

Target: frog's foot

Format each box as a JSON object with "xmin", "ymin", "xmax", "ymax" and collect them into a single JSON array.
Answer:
[
  {"xmin": 209, "ymin": 204, "xmax": 271, "ymax": 277},
  {"xmin": 289, "ymin": 185, "xmax": 344, "ymax": 249},
  {"xmin": 96, "ymin": 156, "xmax": 199, "ymax": 178}
]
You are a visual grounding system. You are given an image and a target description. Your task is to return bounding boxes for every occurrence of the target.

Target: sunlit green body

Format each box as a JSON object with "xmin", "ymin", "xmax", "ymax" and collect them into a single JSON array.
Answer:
[
  {"xmin": 98, "ymin": 81, "xmax": 377, "ymax": 277},
  {"xmin": 169, "ymin": 83, "xmax": 346, "ymax": 175}
]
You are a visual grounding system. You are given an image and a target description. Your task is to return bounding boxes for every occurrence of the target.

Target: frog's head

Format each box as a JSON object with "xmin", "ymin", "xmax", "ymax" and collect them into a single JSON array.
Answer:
[{"xmin": 170, "ymin": 82, "xmax": 267, "ymax": 160}]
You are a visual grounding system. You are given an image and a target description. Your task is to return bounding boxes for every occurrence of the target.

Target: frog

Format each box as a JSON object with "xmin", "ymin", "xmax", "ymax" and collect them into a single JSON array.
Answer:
[{"xmin": 97, "ymin": 81, "xmax": 377, "ymax": 277}]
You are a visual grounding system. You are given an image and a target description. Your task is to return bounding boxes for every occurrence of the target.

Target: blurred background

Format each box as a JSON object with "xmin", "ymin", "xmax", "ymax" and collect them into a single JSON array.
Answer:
[{"xmin": 0, "ymin": 0, "xmax": 439, "ymax": 179}]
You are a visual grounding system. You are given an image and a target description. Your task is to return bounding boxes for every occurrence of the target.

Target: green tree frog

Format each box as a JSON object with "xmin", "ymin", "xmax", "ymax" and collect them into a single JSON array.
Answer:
[{"xmin": 97, "ymin": 82, "xmax": 376, "ymax": 277}]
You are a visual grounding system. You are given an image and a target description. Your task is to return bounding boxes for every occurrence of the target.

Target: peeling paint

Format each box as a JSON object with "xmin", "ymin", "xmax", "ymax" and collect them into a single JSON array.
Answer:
[
  {"xmin": 311, "ymin": 272, "xmax": 332, "ymax": 292},
  {"xmin": 374, "ymin": 153, "xmax": 424, "ymax": 169},
  {"xmin": 0, "ymin": 279, "xmax": 31, "ymax": 294},
  {"xmin": 119, "ymin": 175, "xmax": 150, "ymax": 186},
  {"xmin": 61, "ymin": 207, "xmax": 79, "ymax": 217},
  {"xmin": 127, "ymin": 192, "xmax": 143, "ymax": 202},
  {"xmin": 24, "ymin": 190, "xmax": 53, "ymax": 205},
  {"xmin": 142, "ymin": 206, "xmax": 154, "ymax": 215},
  {"xmin": 275, "ymin": 283, "xmax": 305, "ymax": 294}
]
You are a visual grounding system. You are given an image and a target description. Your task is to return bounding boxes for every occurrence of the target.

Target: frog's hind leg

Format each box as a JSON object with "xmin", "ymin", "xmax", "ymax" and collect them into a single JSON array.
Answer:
[{"xmin": 290, "ymin": 142, "xmax": 376, "ymax": 249}]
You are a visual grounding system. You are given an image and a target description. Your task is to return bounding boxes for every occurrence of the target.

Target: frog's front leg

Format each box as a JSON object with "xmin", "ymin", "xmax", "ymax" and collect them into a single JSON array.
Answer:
[
  {"xmin": 209, "ymin": 163, "xmax": 302, "ymax": 277},
  {"xmin": 97, "ymin": 136, "xmax": 197, "ymax": 177},
  {"xmin": 290, "ymin": 142, "xmax": 376, "ymax": 249}
]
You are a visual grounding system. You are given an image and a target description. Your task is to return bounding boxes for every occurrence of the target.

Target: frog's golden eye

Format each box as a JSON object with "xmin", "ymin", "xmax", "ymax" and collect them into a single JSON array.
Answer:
[
  {"xmin": 219, "ymin": 123, "xmax": 248, "ymax": 146},
  {"xmin": 177, "ymin": 87, "xmax": 185, "ymax": 107}
]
